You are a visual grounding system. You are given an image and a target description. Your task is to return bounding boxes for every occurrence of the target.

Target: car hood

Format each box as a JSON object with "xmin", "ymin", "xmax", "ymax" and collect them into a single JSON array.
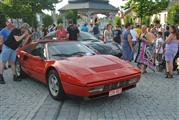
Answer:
[{"xmin": 57, "ymin": 55, "xmax": 140, "ymax": 85}]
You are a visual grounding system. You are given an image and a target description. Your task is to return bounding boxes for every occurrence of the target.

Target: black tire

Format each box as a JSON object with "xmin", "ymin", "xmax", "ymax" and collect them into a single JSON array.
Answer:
[
  {"xmin": 47, "ymin": 70, "xmax": 65, "ymax": 100},
  {"xmin": 15, "ymin": 59, "xmax": 26, "ymax": 78}
]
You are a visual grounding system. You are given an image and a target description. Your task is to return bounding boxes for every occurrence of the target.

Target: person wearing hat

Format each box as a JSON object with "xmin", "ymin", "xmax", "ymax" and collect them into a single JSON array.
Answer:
[{"xmin": 0, "ymin": 23, "xmax": 31, "ymax": 84}]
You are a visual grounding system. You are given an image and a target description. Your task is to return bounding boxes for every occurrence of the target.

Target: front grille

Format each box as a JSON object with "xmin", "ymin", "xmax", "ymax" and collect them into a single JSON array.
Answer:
[{"xmin": 103, "ymin": 79, "xmax": 135, "ymax": 91}]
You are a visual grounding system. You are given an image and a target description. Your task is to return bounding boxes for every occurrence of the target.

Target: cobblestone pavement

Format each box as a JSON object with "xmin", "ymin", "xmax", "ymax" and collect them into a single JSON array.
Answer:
[{"xmin": 0, "ymin": 68, "xmax": 178, "ymax": 120}]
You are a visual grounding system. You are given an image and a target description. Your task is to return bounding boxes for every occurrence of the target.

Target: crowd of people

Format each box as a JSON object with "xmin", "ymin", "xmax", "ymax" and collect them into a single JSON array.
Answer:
[
  {"xmin": 0, "ymin": 19, "xmax": 32, "ymax": 84},
  {"xmin": 0, "ymin": 18, "xmax": 179, "ymax": 84},
  {"xmin": 119, "ymin": 22, "xmax": 179, "ymax": 79}
]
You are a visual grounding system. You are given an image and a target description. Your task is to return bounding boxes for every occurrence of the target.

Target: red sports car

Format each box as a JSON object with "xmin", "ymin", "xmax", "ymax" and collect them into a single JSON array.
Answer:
[{"xmin": 16, "ymin": 40, "xmax": 141, "ymax": 100}]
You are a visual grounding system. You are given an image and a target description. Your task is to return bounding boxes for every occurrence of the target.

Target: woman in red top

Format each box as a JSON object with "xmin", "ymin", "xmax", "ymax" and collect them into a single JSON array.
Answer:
[{"xmin": 56, "ymin": 24, "xmax": 67, "ymax": 39}]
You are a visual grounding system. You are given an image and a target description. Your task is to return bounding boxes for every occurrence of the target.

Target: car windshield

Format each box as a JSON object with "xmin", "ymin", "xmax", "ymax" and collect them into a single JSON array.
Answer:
[
  {"xmin": 48, "ymin": 42, "xmax": 95, "ymax": 59},
  {"xmin": 44, "ymin": 31, "xmax": 99, "ymax": 42},
  {"xmin": 78, "ymin": 32, "xmax": 99, "ymax": 42},
  {"xmin": 87, "ymin": 43, "xmax": 113, "ymax": 54}
]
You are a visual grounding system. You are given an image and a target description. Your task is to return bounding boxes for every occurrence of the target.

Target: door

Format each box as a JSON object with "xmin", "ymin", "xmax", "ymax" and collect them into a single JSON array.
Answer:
[{"xmin": 22, "ymin": 43, "xmax": 47, "ymax": 82}]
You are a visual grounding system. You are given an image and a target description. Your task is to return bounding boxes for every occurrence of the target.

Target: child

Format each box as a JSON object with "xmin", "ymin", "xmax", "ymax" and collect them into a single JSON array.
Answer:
[{"xmin": 155, "ymin": 32, "xmax": 164, "ymax": 67}]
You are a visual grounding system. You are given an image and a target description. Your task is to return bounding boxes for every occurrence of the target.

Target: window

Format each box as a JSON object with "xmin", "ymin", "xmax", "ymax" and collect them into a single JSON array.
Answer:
[{"xmin": 25, "ymin": 43, "xmax": 47, "ymax": 59}]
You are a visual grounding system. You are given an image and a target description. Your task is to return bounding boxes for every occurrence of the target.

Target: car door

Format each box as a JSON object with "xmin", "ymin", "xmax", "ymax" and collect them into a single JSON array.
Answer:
[
  {"xmin": 28, "ymin": 43, "xmax": 47, "ymax": 82},
  {"xmin": 19, "ymin": 44, "xmax": 37, "ymax": 76},
  {"xmin": 22, "ymin": 43, "xmax": 47, "ymax": 82}
]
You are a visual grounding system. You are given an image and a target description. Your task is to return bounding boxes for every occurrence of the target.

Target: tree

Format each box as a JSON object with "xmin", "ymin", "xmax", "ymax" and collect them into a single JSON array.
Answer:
[
  {"xmin": 123, "ymin": 0, "xmax": 169, "ymax": 23},
  {"xmin": 43, "ymin": 14, "xmax": 53, "ymax": 27},
  {"xmin": 1, "ymin": 0, "xmax": 59, "ymax": 27},
  {"xmin": 153, "ymin": 16, "xmax": 160, "ymax": 24},
  {"xmin": 167, "ymin": 4, "xmax": 179, "ymax": 26},
  {"xmin": 0, "ymin": 2, "xmax": 6, "ymax": 28},
  {"xmin": 114, "ymin": 16, "xmax": 122, "ymax": 27},
  {"xmin": 125, "ymin": 15, "xmax": 133, "ymax": 24},
  {"xmin": 0, "ymin": 11, "xmax": 6, "ymax": 28},
  {"xmin": 57, "ymin": 15, "xmax": 63, "ymax": 24},
  {"xmin": 142, "ymin": 16, "xmax": 151, "ymax": 25},
  {"xmin": 64, "ymin": 10, "xmax": 77, "ymax": 24}
]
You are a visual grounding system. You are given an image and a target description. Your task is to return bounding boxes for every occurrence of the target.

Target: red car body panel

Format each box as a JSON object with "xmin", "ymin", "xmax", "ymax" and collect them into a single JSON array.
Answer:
[{"xmin": 16, "ymin": 41, "xmax": 141, "ymax": 97}]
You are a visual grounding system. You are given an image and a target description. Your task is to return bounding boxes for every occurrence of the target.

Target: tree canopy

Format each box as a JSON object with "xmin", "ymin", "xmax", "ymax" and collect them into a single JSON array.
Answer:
[
  {"xmin": 167, "ymin": 3, "xmax": 179, "ymax": 26},
  {"xmin": 43, "ymin": 14, "xmax": 53, "ymax": 28},
  {"xmin": 0, "ymin": 0, "xmax": 59, "ymax": 27},
  {"xmin": 122, "ymin": 0, "xmax": 169, "ymax": 22},
  {"xmin": 64, "ymin": 10, "xmax": 77, "ymax": 24}
]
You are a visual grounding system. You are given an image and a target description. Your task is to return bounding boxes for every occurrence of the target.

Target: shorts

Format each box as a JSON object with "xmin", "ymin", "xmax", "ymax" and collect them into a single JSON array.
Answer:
[
  {"xmin": 165, "ymin": 49, "xmax": 177, "ymax": 62},
  {"xmin": 0, "ymin": 45, "xmax": 16, "ymax": 62}
]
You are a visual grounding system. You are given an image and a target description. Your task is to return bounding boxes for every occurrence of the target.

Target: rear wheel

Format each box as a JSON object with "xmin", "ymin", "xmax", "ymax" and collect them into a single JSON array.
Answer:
[
  {"xmin": 15, "ymin": 59, "xmax": 26, "ymax": 78},
  {"xmin": 48, "ymin": 70, "xmax": 65, "ymax": 100}
]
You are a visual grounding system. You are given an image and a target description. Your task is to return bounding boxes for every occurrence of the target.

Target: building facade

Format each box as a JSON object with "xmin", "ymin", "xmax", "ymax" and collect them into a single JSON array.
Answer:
[{"xmin": 151, "ymin": 0, "xmax": 179, "ymax": 25}]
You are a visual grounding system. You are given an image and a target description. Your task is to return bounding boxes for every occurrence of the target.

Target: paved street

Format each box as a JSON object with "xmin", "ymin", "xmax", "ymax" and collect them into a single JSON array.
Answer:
[{"xmin": 0, "ymin": 67, "xmax": 179, "ymax": 120}]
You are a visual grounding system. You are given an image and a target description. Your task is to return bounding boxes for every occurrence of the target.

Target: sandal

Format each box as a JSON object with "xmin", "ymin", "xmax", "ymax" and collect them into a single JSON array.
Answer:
[{"xmin": 165, "ymin": 72, "xmax": 173, "ymax": 79}]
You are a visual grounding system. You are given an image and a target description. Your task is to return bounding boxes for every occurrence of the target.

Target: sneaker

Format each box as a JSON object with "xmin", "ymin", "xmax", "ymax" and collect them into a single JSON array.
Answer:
[
  {"xmin": 0, "ymin": 75, "xmax": 5, "ymax": 84},
  {"xmin": 13, "ymin": 75, "xmax": 22, "ymax": 81}
]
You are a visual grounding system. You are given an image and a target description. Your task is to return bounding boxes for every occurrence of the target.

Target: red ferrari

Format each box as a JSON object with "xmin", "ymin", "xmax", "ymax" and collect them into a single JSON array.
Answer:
[{"xmin": 16, "ymin": 40, "xmax": 141, "ymax": 100}]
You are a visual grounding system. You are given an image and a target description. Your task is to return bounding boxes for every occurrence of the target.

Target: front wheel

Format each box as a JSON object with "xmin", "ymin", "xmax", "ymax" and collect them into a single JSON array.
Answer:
[
  {"xmin": 48, "ymin": 70, "xmax": 65, "ymax": 100},
  {"xmin": 15, "ymin": 59, "xmax": 26, "ymax": 78}
]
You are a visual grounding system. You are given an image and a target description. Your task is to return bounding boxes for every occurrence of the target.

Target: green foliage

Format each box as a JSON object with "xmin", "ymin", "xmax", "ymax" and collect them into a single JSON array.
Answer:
[
  {"xmin": 0, "ymin": 0, "xmax": 58, "ymax": 27},
  {"xmin": 125, "ymin": 15, "xmax": 133, "ymax": 24},
  {"xmin": 108, "ymin": 19, "xmax": 113, "ymax": 24},
  {"xmin": 57, "ymin": 15, "xmax": 63, "ymax": 24},
  {"xmin": 153, "ymin": 16, "xmax": 160, "ymax": 24},
  {"xmin": 142, "ymin": 16, "xmax": 151, "ymax": 25},
  {"xmin": 123, "ymin": 0, "xmax": 169, "ymax": 21},
  {"xmin": 43, "ymin": 14, "xmax": 53, "ymax": 27},
  {"xmin": 114, "ymin": 16, "xmax": 121, "ymax": 27},
  {"xmin": 0, "ymin": 11, "xmax": 6, "ymax": 28},
  {"xmin": 64, "ymin": 10, "xmax": 77, "ymax": 24},
  {"xmin": 167, "ymin": 4, "xmax": 179, "ymax": 26}
]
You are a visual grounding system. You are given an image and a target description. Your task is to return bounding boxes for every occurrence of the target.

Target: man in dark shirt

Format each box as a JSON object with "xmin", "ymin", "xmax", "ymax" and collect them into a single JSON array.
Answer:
[
  {"xmin": 164, "ymin": 26, "xmax": 170, "ymax": 41},
  {"xmin": 93, "ymin": 23, "xmax": 100, "ymax": 39},
  {"xmin": 67, "ymin": 20, "xmax": 80, "ymax": 41},
  {"xmin": 113, "ymin": 25, "xmax": 122, "ymax": 44},
  {"xmin": 0, "ymin": 23, "xmax": 30, "ymax": 84}
]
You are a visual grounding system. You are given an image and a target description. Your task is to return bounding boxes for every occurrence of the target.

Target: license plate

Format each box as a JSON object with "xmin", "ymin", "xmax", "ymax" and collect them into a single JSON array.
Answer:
[{"xmin": 109, "ymin": 88, "xmax": 122, "ymax": 97}]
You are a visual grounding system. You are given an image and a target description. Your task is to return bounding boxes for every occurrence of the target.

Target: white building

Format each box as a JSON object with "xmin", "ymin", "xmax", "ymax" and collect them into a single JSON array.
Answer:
[{"xmin": 151, "ymin": 0, "xmax": 179, "ymax": 26}]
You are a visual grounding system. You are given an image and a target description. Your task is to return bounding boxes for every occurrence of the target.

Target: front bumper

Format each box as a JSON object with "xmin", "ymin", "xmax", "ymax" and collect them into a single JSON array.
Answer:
[{"xmin": 62, "ymin": 75, "xmax": 140, "ymax": 97}]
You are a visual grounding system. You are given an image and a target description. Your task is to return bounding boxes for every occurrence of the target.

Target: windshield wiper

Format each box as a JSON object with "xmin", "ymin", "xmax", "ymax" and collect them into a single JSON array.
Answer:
[
  {"xmin": 82, "ymin": 39, "xmax": 99, "ymax": 42},
  {"xmin": 70, "ymin": 52, "xmax": 87, "ymax": 56},
  {"xmin": 52, "ymin": 54, "xmax": 70, "ymax": 57}
]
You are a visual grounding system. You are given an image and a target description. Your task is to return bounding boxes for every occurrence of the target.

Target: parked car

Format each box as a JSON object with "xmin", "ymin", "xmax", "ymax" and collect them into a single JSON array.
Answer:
[
  {"xmin": 16, "ymin": 40, "xmax": 141, "ymax": 100},
  {"xmin": 44, "ymin": 31, "xmax": 122, "ymax": 58},
  {"xmin": 82, "ymin": 41, "xmax": 122, "ymax": 58},
  {"xmin": 78, "ymin": 31, "xmax": 122, "ymax": 58}
]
